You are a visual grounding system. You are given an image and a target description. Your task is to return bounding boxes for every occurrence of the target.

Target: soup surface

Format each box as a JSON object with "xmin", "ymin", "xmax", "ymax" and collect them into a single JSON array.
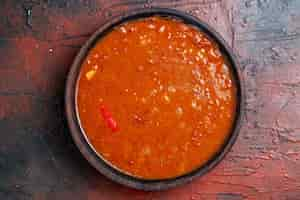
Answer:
[{"xmin": 77, "ymin": 17, "xmax": 236, "ymax": 179}]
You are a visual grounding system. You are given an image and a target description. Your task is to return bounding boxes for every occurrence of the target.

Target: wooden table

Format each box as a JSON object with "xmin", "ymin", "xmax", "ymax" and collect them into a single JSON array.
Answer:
[{"xmin": 0, "ymin": 0, "xmax": 299, "ymax": 199}]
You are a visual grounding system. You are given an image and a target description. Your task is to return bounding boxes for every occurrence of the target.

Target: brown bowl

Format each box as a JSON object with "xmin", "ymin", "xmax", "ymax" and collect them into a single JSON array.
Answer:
[{"xmin": 65, "ymin": 8, "xmax": 245, "ymax": 191}]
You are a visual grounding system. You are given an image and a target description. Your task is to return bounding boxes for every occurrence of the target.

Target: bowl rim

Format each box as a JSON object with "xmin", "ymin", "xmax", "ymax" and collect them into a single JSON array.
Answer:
[{"xmin": 65, "ymin": 7, "xmax": 245, "ymax": 191}]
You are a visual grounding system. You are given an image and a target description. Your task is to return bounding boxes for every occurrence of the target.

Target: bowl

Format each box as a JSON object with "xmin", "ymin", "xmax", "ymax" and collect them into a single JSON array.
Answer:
[{"xmin": 65, "ymin": 8, "xmax": 244, "ymax": 191}]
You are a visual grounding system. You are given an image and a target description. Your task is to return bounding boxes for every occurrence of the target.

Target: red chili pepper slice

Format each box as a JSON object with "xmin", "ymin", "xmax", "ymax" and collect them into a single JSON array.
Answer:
[{"xmin": 100, "ymin": 104, "xmax": 119, "ymax": 132}]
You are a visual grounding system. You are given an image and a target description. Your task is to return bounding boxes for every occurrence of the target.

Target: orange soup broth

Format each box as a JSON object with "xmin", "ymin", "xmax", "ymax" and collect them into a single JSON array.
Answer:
[{"xmin": 77, "ymin": 17, "xmax": 237, "ymax": 179}]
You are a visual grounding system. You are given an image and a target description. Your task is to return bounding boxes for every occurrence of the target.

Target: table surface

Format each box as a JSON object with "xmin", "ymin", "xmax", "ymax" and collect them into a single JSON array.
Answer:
[{"xmin": 1, "ymin": 0, "xmax": 300, "ymax": 199}]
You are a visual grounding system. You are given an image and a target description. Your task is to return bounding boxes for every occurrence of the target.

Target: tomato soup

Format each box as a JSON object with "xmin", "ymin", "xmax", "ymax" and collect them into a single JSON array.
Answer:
[{"xmin": 77, "ymin": 17, "xmax": 236, "ymax": 179}]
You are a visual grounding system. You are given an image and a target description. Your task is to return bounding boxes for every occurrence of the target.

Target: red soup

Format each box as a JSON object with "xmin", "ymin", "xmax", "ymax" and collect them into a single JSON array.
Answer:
[{"xmin": 77, "ymin": 17, "xmax": 236, "ymax": 179}]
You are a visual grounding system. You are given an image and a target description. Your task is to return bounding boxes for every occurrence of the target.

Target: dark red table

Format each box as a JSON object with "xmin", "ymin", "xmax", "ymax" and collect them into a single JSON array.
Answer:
[{"xmin": 1, "ymin": 1, "xmax": 300, "ymax": 199}]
